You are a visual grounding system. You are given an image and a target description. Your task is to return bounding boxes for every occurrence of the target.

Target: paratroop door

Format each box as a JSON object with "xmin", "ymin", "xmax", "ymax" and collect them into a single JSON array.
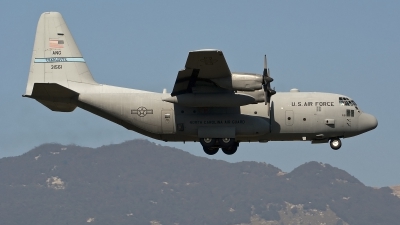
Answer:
[{"xmin": 161, "ymin": 109, "xmax": 175, "ymax": 134}]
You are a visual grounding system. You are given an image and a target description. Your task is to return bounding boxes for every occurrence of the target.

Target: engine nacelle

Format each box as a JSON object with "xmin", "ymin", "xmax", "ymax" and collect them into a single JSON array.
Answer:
[
  {"xmin": 238, "ymin": 89, "xmax": 265, "ymax": 103},
  {"xmin": 211, "ymin": 73, "xmax": 263, "ymax": 91}
]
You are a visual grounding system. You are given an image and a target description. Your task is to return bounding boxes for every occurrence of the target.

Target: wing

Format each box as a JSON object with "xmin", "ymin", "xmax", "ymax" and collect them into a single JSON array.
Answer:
[
  {"xmin": 166, "ymin": 49, "xmax": 262, "ymax": 107},
  {"xmin": 171, "ymin": 49, "xmax": 232, "ymax": 96}
]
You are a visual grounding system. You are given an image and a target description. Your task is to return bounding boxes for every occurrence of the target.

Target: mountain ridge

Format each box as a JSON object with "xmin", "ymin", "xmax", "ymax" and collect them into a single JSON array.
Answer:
[{"xmin": 0, "ymin": 139, "xmax": 399, "ymax": 225}]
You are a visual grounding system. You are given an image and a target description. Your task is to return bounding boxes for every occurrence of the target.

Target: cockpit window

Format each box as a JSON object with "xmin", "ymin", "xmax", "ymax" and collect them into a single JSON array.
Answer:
[{"xmin": 339, "ymin": 97, "xmax": 357, "ymax": 107}]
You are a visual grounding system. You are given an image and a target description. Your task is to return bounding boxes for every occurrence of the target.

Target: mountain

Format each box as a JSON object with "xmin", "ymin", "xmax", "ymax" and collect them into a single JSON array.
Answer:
[
  {"xmin": 391, "ymin": 185, "xmax": 400, "ymax": 198},
  {"xmin": 0, "ymin": 140, "xmax": 399, "ymax": 225}
]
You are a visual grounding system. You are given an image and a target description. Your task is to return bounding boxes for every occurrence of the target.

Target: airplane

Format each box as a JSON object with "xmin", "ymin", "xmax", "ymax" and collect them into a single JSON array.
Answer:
[{"xmin": 23, "ymin": 12, "xmax": 378, "ymax": 155}]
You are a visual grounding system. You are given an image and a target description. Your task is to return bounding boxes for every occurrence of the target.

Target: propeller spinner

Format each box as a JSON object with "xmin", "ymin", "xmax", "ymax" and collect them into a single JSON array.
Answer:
[{"xmin": 262, "ymin": 55, "xmax": 276, "ymax": 105}]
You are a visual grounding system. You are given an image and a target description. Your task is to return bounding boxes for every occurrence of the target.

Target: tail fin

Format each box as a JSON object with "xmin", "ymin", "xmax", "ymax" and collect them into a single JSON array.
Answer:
[{"xmin": 25, "ymin": 12, "xmax": 98, "ymax": 97}]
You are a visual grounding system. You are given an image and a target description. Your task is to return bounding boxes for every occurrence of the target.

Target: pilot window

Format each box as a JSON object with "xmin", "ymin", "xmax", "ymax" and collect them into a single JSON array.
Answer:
[{"xmin": 339, "ymin": 97, "xmax": 358, "ymax": 109}]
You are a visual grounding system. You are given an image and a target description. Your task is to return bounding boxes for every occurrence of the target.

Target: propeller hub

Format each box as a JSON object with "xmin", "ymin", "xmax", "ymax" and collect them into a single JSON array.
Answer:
[
  {"xmin": 262, "ymin": 55, "xmax": 276, "ymax": 105},
  {"xmin": 264, "ymin": 77, "xmax": 273, "ymax": 83}
]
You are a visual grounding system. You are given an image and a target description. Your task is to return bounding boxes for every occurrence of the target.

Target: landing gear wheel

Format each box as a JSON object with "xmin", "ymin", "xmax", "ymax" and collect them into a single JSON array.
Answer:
[
  {"xmin": 330, "ymin": 138, "xmax": 342, "ymax": 150},
  {"xmin": 200, "ymin": 138, "xmax": 218, "ymax": 155},
  {"xmin": 200, "ymin": 138, "xmax": 216, "ymax": 148},
  {"xmin": 221, "ymin": 145, "xmax": 238, "ymax": 155},
  {"xmin": 219, "ymin": 138, "xmax": 235, "ymax": 148},
  {"xmin": 203, "ymin": 147, "xmax": 219, "ymax": 155}
]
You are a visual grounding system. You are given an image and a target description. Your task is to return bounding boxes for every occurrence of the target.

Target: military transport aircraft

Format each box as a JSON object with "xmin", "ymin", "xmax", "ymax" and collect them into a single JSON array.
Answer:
[{"xmin": 24, "ymin": 12, "xmax": 378, "ymax": 155}]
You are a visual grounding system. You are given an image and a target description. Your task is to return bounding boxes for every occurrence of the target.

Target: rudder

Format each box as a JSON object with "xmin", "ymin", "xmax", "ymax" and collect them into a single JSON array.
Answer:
[{"xmin": 25, "ymin": 12, "xmax": 98, "ymax": 97}]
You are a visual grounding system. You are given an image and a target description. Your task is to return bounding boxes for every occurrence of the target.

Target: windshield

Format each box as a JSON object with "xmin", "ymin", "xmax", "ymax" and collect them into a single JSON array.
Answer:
[{"xmin": 339, "ymin": 97, "xmax": 359, "ymax": 110}]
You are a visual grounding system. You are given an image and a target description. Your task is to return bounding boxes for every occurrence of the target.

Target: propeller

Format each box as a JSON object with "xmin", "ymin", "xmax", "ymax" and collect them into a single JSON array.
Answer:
[{"xmin": 262, "ymin": 55, "xmax": 276, "ymax": 105}]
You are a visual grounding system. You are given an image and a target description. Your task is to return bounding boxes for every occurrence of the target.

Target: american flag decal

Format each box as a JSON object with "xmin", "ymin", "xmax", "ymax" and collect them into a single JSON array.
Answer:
[{"xmin": 49, "ymin": 39, "xmax": 64, "ymax": 48}]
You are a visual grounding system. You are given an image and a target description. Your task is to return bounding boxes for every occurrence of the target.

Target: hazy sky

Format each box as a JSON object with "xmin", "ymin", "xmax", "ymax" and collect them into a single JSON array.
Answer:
[{"xmin": 0, "ymin": 1, "xmax": 399, "ymax": 187}]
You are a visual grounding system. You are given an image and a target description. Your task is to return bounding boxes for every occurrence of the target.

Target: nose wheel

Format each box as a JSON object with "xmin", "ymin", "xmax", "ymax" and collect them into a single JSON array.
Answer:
[
  {"xmin": 200, "ymin": 138, "xmax": 239, "ymax": 155},
  {"xmin": 330, "ymin": 138, "xmax": 342, "ymax": 150}
]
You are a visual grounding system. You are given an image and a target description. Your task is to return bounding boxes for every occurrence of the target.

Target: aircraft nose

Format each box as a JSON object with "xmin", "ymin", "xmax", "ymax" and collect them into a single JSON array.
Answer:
[{"xmin": 358, "ymin": 113, "xmax": 378, "ymax": 133}]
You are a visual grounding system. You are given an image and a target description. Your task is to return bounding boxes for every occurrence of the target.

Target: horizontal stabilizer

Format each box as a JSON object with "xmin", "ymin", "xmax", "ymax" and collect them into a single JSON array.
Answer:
[
  {"xmin": 30, "ymin": 83, "xmax": 78, "ymax": 99},
  {"xmin": 25, "ymin": 83, "xmax": 78, "ymax": 112}
]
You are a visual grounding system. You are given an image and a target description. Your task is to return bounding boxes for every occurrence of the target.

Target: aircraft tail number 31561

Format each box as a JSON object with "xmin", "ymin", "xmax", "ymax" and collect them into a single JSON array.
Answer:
[{"xmin": 24, "ymin": 12, "xmax": 378, "ymax": 155}]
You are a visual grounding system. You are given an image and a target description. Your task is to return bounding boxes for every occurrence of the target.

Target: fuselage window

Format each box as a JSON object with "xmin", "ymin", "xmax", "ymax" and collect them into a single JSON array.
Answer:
[{"xmin": 346, "ymin": 109, "xmax": 355, "ymax": 117}]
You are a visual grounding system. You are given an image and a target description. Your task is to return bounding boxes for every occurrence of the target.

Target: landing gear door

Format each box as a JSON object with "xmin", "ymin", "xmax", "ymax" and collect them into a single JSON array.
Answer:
[{"xmin": 161, "ymin": 109, "xmax": 175, "ymax": 134}]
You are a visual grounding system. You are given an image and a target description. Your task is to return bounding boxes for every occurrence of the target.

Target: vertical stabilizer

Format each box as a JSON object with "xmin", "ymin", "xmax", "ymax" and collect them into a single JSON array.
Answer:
[{"xmin": 25, "ymin": 12, "xmax": 98, "ymax": 96}]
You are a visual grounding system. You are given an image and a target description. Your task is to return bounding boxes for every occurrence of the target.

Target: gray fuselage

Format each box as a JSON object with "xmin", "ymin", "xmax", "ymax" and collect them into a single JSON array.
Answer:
[{"xmin": 76, "ymin": 86, "xmax": 376, "ymax": 144}]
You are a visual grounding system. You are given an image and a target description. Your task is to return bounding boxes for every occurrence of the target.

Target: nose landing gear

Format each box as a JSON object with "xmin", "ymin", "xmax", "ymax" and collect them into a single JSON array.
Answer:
[
  {"xmin": 330, "ymin": 138, "xmax": 342, "ymax": 150},
  {"xmin": 200, "ymin": 138, "xmax": 239, "ymax": 155}
]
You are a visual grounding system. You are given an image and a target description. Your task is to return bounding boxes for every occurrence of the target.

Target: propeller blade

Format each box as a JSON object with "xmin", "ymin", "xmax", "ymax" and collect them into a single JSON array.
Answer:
[
  {"xmin": 262, "ymin": 54, "xmax": 276, "ymax": 105},
  {"xmin": 264, "ymin": 55, "xmax": 267, "ymax": 70},
  {"xmin": 263, "ymin": 86, "xmax": 268, "ymax": 105},
  {"xmin": 266, "ymin": 94, "xmax": 271, "ymax": 104},
  {"xmin": 263, "ymin": 55, "xmax": 268, "ymax": 80}
]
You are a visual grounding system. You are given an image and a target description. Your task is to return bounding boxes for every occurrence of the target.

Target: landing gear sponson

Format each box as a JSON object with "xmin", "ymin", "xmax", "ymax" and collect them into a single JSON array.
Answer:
[
  {"xmin": 200, "ymin": 138, "xmax": 239, "ymax": 155},
  {"xmin": 201, "ymin": 137, "xmax": 343, "ymax": 154}
]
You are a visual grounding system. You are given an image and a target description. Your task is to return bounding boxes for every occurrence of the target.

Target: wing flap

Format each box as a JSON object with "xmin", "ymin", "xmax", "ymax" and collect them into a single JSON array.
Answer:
[{"xmin": 171, "ymin": 68, "xmax": 199, "ymax": 96}]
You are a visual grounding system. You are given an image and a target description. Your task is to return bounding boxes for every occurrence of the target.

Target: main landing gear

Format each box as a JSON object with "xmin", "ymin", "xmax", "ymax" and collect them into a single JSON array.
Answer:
[
  {"xmin": 200, "ymin": 138, "xmax": 239, "ymax": 155},
  {"xmin": 330, "ymin": 138, "xmax": 342, "ymax": 150}
]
